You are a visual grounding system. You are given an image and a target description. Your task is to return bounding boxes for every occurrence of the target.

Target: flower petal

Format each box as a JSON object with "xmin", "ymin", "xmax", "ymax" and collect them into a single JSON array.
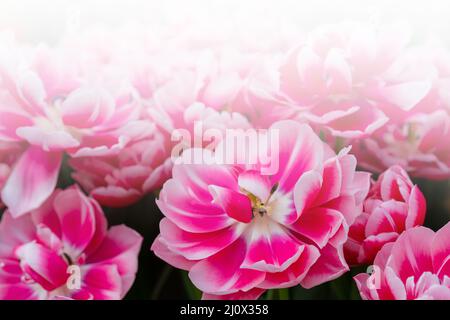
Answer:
[{"xmin": 1, "ymin": 146, "xmax": 62, "ymax": 217}]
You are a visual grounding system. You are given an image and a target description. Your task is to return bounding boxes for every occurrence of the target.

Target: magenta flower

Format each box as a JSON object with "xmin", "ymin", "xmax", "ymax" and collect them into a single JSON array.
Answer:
[
  {"xmin": 354, "ymin": 222, "xmax": 450, "ymax": 300},
  {"xmin": 344, "ymin": 165, "xmax": 426, "ymax": 265},
  {"xmin": 152, "ymin": 120, "xmax": 370, "ymax": 298},
  {"xmin": 0, "ymin": 186, "xmax": 142, "ymax": 299}
]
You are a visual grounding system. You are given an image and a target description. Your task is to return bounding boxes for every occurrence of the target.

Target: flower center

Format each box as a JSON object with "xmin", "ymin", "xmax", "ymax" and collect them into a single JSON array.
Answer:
[{"xmin": 243, "ymin": 182, "xmax": 279, "ymax": 219}]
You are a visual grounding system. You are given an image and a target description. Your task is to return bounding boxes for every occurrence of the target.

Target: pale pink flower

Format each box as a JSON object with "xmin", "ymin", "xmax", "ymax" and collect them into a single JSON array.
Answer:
[
  {"xmin": 152, "ymin": 120, "xmax": 370, "ymax": 298},
  {"xmin": 0, "ymin": 186, "xmax": 143, "ymax": 300},
  {"xmin": 247, "ymin": 22, "xmax": 446, "ymax": 139},
  {"xmin": 354, "ymin": 223, "xmax": 450, "ymax": 300},
  {"xmin": 0, "ymin": 47, "xmax": 154, "ymax": 216},
  {"xmin": 137, "ymin": 46, "xmax": 278, "ymax": 133},
  {"xmin": 255, "ymin": 22, "xmax": 408, "ymax": 137},
  {"xmin": 353, "ymin": 110, "xmax": 450, "ymax": 179},
  {"xmin": 352, "ymin": 45, "xmax": 450, "ymax": 179},
  {"xmin": 69, "ymin": 132, "xmax": 173, "ymax": 207},
  {"xmin": 344, "ymin": 165, "xmax": 426, "ymax": 265}
]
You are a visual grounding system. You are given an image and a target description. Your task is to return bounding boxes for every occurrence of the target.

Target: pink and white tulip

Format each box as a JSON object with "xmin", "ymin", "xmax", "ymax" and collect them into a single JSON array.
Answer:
[
  {"xmin": 0, "ymin": 186, "xmax": 143, "ymax": 300},
  {"xmin": 344, "ymin": 165, "xmax": 426, "ymax": 265},
  {"xmin": 0, "ymin": 47, "xmax": 154, "ymax": 216},
  {"xmin": 353, "ymin": 110, "xmax": 450, "ymax": 179},
  {"xmin": 152, "ymin": 120, "xmax": 370, "ymax": 298},
  {"xmin": 354, "ymin": 222, "xmax": 450, "ymax": 300}
]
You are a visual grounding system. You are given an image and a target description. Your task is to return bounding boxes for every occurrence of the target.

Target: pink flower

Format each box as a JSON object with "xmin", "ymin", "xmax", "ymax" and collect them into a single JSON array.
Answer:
[
  {"xmin": 137, "ymin": 46, "xmax": 276, "ymax": 132},
  {"xmin": 353, "ymin": 110, "xmax": 450, "ymax": 179},
  {"xmin": 0, "ymin": 47, "xmax": 154, "ymax": 216},
  {"xmin": 248, "ymin": 22, "xmax": 424, "ymax": 138},
  {"xmin": 354, "ymin": 222, "xmax": 450, "ymax": 300},
  {"xmin": 0, "ymin": 186, "xmax": 143, "ymax": 300},
  {"xmin": 352, "ymin": 45, "xmax": 450, "ymax": 179},
  {"xmin": 344, "ymin": 165, "xmax": 426, "ymax": 265},
  {"xmin": 152, "ymin": 120, "xmax": 370, "ymax": 298},
  {"xmin": 69, "ymin": 132, "xmax": 173, "ymax": 207}
]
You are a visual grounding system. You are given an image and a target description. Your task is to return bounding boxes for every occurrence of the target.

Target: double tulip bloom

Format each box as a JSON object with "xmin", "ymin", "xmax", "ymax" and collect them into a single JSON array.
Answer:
[
  {"xmin": 345, "ymin": 165, "xmax": 426, "ymax": 265},
  {"xmin": 0, "ymin": 187, "xmax": 142, "ymax": 299},
  {"xmin": 152, "ymin": 120, "xmax": 370, "ymax": 298},
  {"xmin": 355, "ymin": 223, "xmax": 450, "ymax": 300}
]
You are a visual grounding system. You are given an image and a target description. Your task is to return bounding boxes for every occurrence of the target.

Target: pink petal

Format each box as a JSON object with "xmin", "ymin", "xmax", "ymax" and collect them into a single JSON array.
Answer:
[
  {"xmin": 300, "ymin": 242, "xmax": 349, "ymax": 289},
  {"xmin": 157, "ymin": 179, "xmax": 232, "ymax": 233},
  {"xmin": 353, "ymin": 273, "xmax": 373, "ymax": 300},
  {"xmin": 29, "ymin": 190, "xmax": 61, "ymax": 236},
  {"xmin": 0, "ymin": 284, "xmax": 40, "ymax": 300},
  {"xmin": 360, "ymin": 232, "xmax": 399, "ymax": 265},
  {"xmin": 432, "ymin": 222, "xmax": 450, "ymax": 279},
  {"xmin": 1, "ymin": 146, "xmax": 62, "ymax": 217},
  {"xmin": 269, "ymin": 121, "xmax": 324, "ymax": 192},
  {"xmin": 291, "ymin": 170, "xmax": 322, "ymax": 224},
  {"xmin": 16, "ymin": 70, "xmax": 47, "ymax": 116},
  {"xmin": 242, "ymin": 225, "xmax": 303, "ymax": 272},
  {"xmin": 323, "ymin": 49, "xmax": 352, "ymax": 94},
  {"xmin": 61, "ymin": 87, "xmax": 115, "ymax": 128},
  {"xmin": 0, "ymin": 110, "xmax": 33, "ymax": 141},
  {"xmin": 151, "ymin": 236, "xmax": 196, "ymax": 271},
  {"xmin": 209, "ymin": 185, "xmax": 253, "ymax": 223},
  {"xmin": 189, "ymin": 238, "xmax": 265, "ymax": 295},
  {"xmin": 313, "ymin": 157, "xmax": 343, "ymax": 205},
  {"xmin": 15, "ymin": 242, "xmax": 68, "ymax": 291},
  {"xmin": 158, "ymin": 218, "xmax": 242, "ymax": 260},
  {"xmin": 0, "ymin": 212, "xmax": 36, "ymax": 257},
  {"xmin": 79, "ymin": 264, "xmax": 122, "ymax": 300},
  {"xmin": 384, "ymin": 267, "xmax": 407, "ymax": 299},
  {"xmin": 405, "ymin": 186, "xmax": 426, "ymax": 229},
  {"xmin": 421, "ymin": 285, "xmax": 450, "ymax": 300},
  {"xmin": 259, "ymin": 244, "xmax": 320, "ymax": 289},
  {"xmin": 388, "ymin": 227, "xmax": 434, "ymax": 281},
  {"xmin": 382, "ymin": 81, "xmax": 432, "ymax": 111},
  {"xmin": 86, "ymin": 225, "xmax": 142, "ymax": 296},
  {"xmin": 365, "ymin": 201, "xmax": 408, "ymax": 236},
  {"xmin": 53, "ymin": 188, "xmax": 98, "ymax": 258},
  {"xmin": 289, "ymin": 208, "xmax": 343, "ymax": 249},
  {"xmin": 16, "ymin": 126, "xmax": 80, "ymax": 150},
  {"xmin": 237, "ymin": 170, "xmax": 271, "ymax": 201}
]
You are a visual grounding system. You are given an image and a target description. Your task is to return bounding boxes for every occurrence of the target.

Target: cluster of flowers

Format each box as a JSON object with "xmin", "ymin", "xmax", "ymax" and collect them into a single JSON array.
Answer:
[{"xmin": 0, "ymin": 20, "xmax": 449, "ymax": 300}]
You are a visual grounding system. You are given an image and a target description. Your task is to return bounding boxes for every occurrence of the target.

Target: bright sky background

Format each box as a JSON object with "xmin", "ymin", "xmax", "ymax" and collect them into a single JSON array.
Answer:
[{"xmin": 0, "ymin": 0, "xmax": 449, "ymax": 44}]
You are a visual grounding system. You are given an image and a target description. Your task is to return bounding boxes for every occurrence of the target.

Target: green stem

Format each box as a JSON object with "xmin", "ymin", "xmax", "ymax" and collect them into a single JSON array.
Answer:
[
  {"xmin": 329, "ymin": 277, "xmax": 348, "ymax": 300},
  {"xmin": 265, "ymin": 289, "xmax": 274, "ymax": 300},
  {"xmin": 181, "ymin": 271, "xmax": 202, "ymax": 300},
  {"xmin": 277, "ymin": 288, "xmax": 290, "ymax": 300},
  {"xmin": 150, "ymin": 265, "xmax": 172, "ymax": 299}
]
